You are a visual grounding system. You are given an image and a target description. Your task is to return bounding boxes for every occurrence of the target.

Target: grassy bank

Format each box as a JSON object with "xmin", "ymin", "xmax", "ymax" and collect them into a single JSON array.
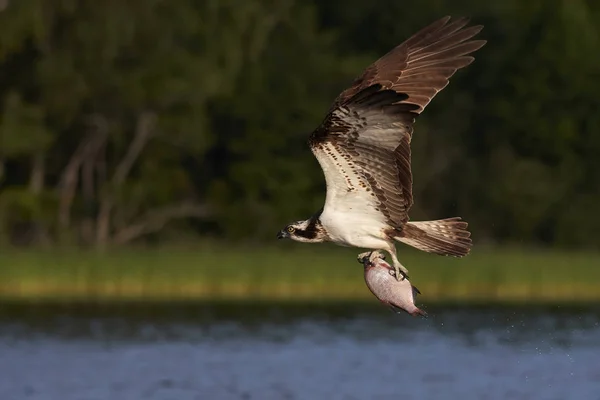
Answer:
[{"xmin": 1, "ymin": 243, "xmax": 599, "ymax": 305}]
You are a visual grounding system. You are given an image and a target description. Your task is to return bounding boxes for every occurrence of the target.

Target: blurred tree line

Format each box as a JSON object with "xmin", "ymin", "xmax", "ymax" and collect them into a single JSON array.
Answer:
[{"xmin": 0, "ymin": 0, "xmax": 598, "ymax": 249}]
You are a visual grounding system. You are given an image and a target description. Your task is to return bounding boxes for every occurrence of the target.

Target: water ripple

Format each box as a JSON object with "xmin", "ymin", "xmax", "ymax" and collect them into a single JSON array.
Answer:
[{"xmin": 0, "ymin": 305, "xmax": 599, "ymax": 399}]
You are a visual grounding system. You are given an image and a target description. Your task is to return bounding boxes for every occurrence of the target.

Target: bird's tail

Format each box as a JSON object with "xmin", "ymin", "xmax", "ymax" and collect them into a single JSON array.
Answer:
[{"xmin": 394, "ymin": 217, "xmax": 472, "ymax": 257}]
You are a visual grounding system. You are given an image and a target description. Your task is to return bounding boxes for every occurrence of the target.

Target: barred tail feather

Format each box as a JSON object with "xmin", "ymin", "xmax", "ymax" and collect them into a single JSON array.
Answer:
[{"xmin": 395, "ymin": 217, "xmax": 472, "ymax": 257}]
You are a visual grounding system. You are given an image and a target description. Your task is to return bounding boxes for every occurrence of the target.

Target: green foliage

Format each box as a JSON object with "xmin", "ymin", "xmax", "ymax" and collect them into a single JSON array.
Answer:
[
  {"xmin": 0, "ymin": 0, "xmax": 598, "ymax": 248},
  {"xmin": 0, "ymin": 92, "xmax": 51, "ymax": 156},
  {"xmin": 2, "ymin": 245, "xmax": 600, "ymax": 303}
]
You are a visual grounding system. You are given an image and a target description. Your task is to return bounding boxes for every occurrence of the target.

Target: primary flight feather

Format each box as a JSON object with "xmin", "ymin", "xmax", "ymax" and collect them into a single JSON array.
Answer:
[{"xmin": 277, "ymin": 16, "xmax": 486, "ymax": 280}]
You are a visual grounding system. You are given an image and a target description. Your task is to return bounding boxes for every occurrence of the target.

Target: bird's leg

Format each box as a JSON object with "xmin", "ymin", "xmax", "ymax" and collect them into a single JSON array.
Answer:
[
  {"xmin": 387, "ymin": 250, "xmax": 409, "ymax": 281},
  {"xmin": 369, "ymin": 250, "xmax": 385, "ymax": 262},
  {"xmin": 356, "ymin": 250, "xmax": 385, "ymax": 265}
]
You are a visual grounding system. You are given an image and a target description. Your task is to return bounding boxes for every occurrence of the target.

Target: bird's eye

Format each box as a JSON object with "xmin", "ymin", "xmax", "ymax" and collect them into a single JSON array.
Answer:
[{"xmin": 287, "ymin": 226, "xmax": 295, "ymax": 233}]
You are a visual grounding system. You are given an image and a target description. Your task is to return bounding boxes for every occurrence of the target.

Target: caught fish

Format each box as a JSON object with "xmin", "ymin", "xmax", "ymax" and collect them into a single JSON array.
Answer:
[{"xmin": 359, "ymin": 251, "xmax": 427, "ymax": 317}]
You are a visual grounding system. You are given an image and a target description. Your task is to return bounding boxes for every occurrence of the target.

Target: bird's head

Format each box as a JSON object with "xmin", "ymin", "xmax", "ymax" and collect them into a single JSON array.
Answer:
[{"xmin": 277, "ymin": 219, "xmax": 325, "ymax": 243}]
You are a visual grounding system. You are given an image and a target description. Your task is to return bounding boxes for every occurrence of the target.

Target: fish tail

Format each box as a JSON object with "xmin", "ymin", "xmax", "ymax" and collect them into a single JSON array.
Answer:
[
  {"xmin": 389, "ymin": 304, "xmax": 427, "ymax": 317},
  {"xmin": 410, "ymin": 307, "xmax": 428, "ymax": 317}
]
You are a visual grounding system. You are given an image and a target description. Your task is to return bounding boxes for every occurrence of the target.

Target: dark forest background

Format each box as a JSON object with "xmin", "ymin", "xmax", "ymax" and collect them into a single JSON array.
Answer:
[{"xmin": 0, "ymin": 0, "xmax": 598, "ymax": 249}]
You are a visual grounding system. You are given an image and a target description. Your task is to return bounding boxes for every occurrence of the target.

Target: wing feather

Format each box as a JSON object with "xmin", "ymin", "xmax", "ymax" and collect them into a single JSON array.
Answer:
[
  {"xmin": 310, "ymin": 17, "xmax": 485, "ymax": 228},
  {"xmin": 331, "ymin": 16, "xmax": 486, "ymax": 114}
]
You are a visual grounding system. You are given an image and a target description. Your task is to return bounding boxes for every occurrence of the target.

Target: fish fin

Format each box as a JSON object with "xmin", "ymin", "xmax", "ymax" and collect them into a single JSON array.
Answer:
[
  {"xmin": 412, "ymin": 285, "xmax": 421, "ymax": 296},
  {"xmin": 388, "ymin": 304, "xmax": 403, "ymax": 314},
  {"xmin": 410, "ymin": 286, "xmax": 427, "ymax": 317}
]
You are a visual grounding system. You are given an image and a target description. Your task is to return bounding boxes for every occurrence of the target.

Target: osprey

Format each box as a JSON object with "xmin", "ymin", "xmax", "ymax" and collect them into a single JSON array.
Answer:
[{"xmin": 277, "ymin": 16, "xmax": 485, "ymax": 280}]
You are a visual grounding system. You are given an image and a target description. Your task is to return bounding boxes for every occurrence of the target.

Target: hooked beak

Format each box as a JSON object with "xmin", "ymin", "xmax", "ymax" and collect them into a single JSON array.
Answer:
[{"xmin": 277, "ymin": 230, "xmax": 289, "ymax": 239}]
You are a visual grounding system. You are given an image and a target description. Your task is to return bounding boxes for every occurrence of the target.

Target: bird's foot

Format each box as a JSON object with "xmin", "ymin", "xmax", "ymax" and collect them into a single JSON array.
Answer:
[
  {"xmin": 357, "ymin": 250, "xmax": 385, "ymax": 265},
  {"xmin": 393, "ymin": 263, "xmax": 409, "ymax": 282},
  {"xmin": 357, "ymin": 251, "xmax": 372, "ymax": 264}
]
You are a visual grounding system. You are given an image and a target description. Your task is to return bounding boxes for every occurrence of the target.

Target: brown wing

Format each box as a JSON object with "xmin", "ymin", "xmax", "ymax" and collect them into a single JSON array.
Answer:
[
  {"xmin": 332, "ymin": 16, "xmax": 486, "ymax": 113},
  {"xmin": 310, "ymin": 17, "xmax": 485, "ymax": 227},
  {"xmin": 310, "ymin": 86, "xmax": 420, "ymax": 227}
]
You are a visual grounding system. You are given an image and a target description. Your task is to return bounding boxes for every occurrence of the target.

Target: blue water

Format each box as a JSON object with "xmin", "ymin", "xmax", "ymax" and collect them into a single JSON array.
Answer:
[{"xmin": 0, "ymin": 305, "xmax": 599, "ymax": 400}]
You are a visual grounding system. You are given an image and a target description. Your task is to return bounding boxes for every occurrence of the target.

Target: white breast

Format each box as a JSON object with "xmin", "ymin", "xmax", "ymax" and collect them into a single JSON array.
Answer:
[{"xmin": 311, "ymin": 142, "xmax": 390, "ymax": 250}]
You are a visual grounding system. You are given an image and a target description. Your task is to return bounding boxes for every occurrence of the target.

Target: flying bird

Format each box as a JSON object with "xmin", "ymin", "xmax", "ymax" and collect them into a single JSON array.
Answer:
[{"xmin": 277, "ymin": 16, "xmax": 485, "ymax": 280}]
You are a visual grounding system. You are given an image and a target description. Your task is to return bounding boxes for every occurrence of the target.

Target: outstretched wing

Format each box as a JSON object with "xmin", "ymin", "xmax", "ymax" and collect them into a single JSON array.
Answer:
[
  {"xmin": 309, "ymin": 16, "xmax": 485, "ymax": 228},
  {"xmin": 331, "ymin": 16, "xmax": 485, "ymax": 113}
]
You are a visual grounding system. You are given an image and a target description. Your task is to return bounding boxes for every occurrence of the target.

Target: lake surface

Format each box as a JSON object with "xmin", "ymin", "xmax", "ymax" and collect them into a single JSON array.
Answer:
[{"xmin": 0, "ymin": 303, "xmax": 599, "ymax": 400}]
